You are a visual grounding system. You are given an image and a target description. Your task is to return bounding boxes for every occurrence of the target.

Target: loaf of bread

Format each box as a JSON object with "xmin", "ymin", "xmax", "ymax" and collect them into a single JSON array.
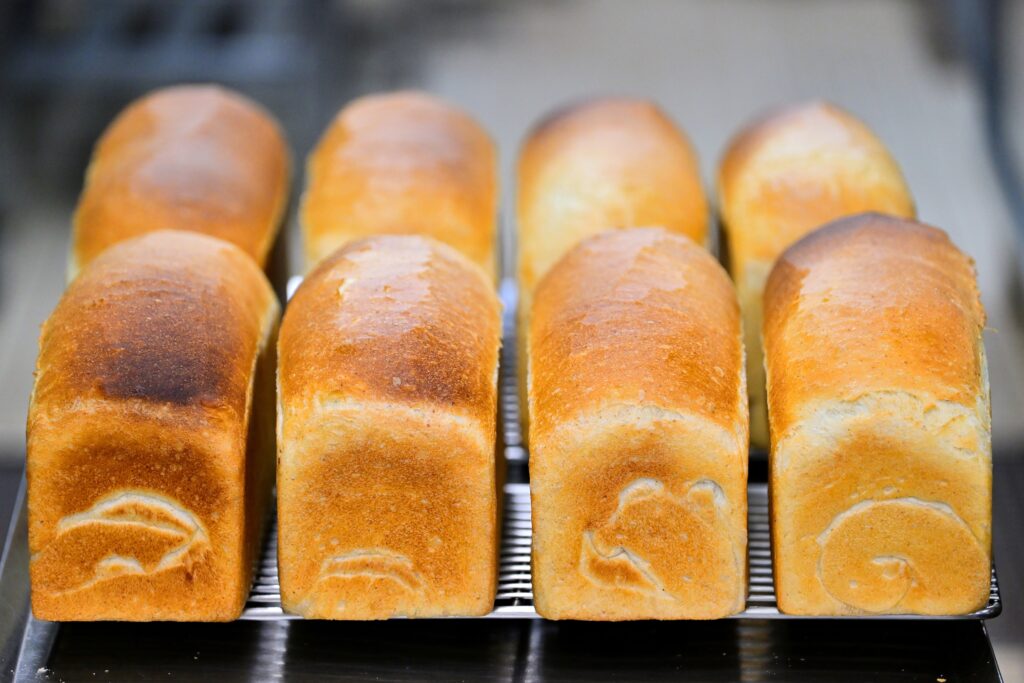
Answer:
[
  {"xmin": 764, "ymin": 213, "xmax": 991, "ymax": 615},
  {"xmin": 517, "ymin": 98, "xmax": 709, "ymax": 436},
  {"xmin": 300, "ymin": 91, "xmax": 498, "ymax": 278},
  {"xmin": 718, "ymin": 101, "xmax": 914, "ymax": 447},
  {"xmin": 529, "ymin": 228, "xmax": 748, "ymax": 620},
  {"xmin": 277, "ymin": 235, "xmax": 502, "ymax": 619},
  {"xmin": 518, "ymin": 98, "xmax": 708, "ymax": 298},
  {"xmin": 27, "ymin": 231, "xmax": 279, "ymax": 621},
  {"xmin": 70, "ymin": 85, "xmax": 290, "ymax": 279}
]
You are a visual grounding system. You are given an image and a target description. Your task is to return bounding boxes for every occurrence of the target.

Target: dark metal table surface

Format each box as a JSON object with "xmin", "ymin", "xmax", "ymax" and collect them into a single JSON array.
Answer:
[{"xmin": 25, "ymin": 618, "xmax": 1005, "ymax": 682}]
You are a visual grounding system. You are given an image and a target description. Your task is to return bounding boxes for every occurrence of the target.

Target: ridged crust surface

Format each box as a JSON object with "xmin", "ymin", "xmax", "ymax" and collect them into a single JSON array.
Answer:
[
  {"xmin": 517, "ymin": 98, "xmax": 708, "ymax": 299},
  {"xmin": 71, "ymin": 85, "xmax": 290, "ymax": 277},
  {"xmin": 528, "ymin": 228, "xmax": 747, "ymax": 620},
  {"xmin": 28, "ymin": 231, "xmax": 280, "ymax": 621},
  {"xmin": 718, "ymin": 101, "xmax": 914, "ymax": 446},
  {"xmin": 277, "ymin": 235, "xmax": 502, "ymax": 619},
  {"xmin": 764, "ymin": 214, "xmax": 991, "ymax": 615},
  {"xmin": 301, "ymin": 91, "xmax": 498, "ymax": 278}
]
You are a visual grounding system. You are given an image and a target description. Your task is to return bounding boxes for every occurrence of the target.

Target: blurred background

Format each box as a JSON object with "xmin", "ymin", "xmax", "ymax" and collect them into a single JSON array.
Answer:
[{"xmin": 0, "ymin": 0, "xmax": 1021, "ymax": 676}]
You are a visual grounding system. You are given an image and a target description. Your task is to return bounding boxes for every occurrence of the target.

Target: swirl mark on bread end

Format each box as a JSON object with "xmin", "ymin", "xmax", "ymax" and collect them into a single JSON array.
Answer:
[
  {"xmin": 36, "ymin": 491, "xmax": 210, "ymax": 595},
  {"xmin": 579, "ymin": 478, "xmax": 741, "ymax": 605},
  {"xmin": 815, "ymin": 497, "xmax": 988, "ymax": 613},
  {"xmin": 296, "ymin": 551, "xmax": 427, "ymax": 618}
]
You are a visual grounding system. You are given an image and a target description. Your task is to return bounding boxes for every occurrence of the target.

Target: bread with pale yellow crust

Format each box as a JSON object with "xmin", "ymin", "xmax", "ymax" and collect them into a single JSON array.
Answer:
[
  {"xmin": 528, "ymin": 228, "xmax": 747, "ymax": 620},
  {"xmin": 718, "ymin": 101, "xmax": 914, "ymax": 447},
  {"xmin": 764, "ymin": 213, "xmax": 991, "ymax": 615},
  {"xmin": 28, "ymin": 231, "xmax": 279, "ymax": 621},
  {"xmin": 71, "ymin": 85, "xmax": 290, "ymax": 279},
  {"xmin": 300, "ymin": 91, "xmax": 498, "ymax": 278},
  {"xmin": 277, "ymin": 235, "xmax": 502, "ymax": 619},
  {"xmin": 517, "ymin": 97, "xmax": 708, "ymax": 299}
]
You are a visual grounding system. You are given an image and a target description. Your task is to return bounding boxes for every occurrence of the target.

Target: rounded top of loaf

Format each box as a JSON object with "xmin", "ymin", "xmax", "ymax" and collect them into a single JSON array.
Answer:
[
  {"xmin": 718, "ymin": 101, "xmax": 914, "ymax": 272},
  {"xmin": 301, "ymin": 90, "xmax": 498, "ymax": 277},
  {"xmin": 71, "ymin": 84, "xmax": 290, "ymax": 276},
  {"xmin": 528, "ymin": 227, "xmax": 745, "ymax": 443},
  {"xmin": 279, "ymin": 234, "xmax": 502, "ymax": 429},
  {"xmin": 763, "ymin": 213, "xmax": 985, "ymax": 440},
  {"xmin": 517, "ymin": 97, "xmax": 709, "ymax": 296},
  {"xmin": 32, "ymin": 230, "xmax": 278, "ymax": 432}
]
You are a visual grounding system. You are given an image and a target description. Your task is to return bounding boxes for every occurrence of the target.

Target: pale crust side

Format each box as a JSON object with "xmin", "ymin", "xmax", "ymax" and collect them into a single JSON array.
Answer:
[
  {"xmin": 277, "ymin": 235, "xmax": 502, "ymax": 619},
  {"xmin": 528, "ymin": 228, "xmax": 747, "ymax": 620},
  {"xmin": 28, "ymin": 231, "xmax": 279, "ymax": 621},
  {"xmin": 717, "ymin": 101, "xmax": 914, "ymax": 447},
  {"xmin": 763, "ymin": 214, "xmax": 991, "ymax": 615},
  {"xmin": 300, "ymin": 91, "xmax": 498, "ymax": 279},
  {"xmin": 71, "ymin": 85, "xmax": 290, "ymax": 277}
]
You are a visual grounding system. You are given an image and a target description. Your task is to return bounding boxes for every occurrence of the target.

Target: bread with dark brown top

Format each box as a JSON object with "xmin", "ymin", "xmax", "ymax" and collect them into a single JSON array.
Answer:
[{"xmin": 28, "ymin": 230, "xmax": 279, "ymax": 621}]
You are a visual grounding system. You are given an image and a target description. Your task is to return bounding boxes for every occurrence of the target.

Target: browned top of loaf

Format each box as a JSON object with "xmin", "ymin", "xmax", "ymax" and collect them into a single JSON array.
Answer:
[
  {"xmin": 528, "ymin": 228, "xmax": 743, "ymax": 440},
  {"xmin": 31, "ymin": 230, "xmax": 277, "ymax": 434},
  {"xmin": 72, "ymin": 84, "xmax": 289, "ymax": 272},
  {"xmin": 517, "ymin": 97, "xmax": 708, "ymax": 294},
  {"xmin": 763, "ymin": 213, "xmax": 985, "ymax": 437},
  {"xmin": 718, "ymin": 101, "xmax": 914, "ymax": 270},
  {"xmin": 279, "ymin": 235, "xmax": 501, "ymax": 428},
  {"xmin": 301, "ymin": 91, "xmax": 497, "ymax": 273}
]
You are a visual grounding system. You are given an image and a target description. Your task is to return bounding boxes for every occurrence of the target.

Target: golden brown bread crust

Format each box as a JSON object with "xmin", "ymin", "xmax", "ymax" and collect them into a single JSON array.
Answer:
[
  {"xmin": 764, "ymin": 213, "xmax": 991, "ymax": 615},
  {"xmin": 277, "ymin": 235, "xmax": 502, "ymax": 619},
  {"xmin": 300, "ymin": 91, "xmax": 498, "ymax": 278},
  {"xmin": 70, "ymin": 85, "xmax": 290, "ymax": 278},
  {"xmin": 28, "ymin": 231, "xmax": 280, "ymax": 621},
  {"xmin": 528, "ymin": 228, "xmax": 747, "ymax": 620},
  {"xmin": 516, "ymin": 97, "xmax": 709, "ymax": 441},
  {"xmin": 719, "ymin": 101, "xmax": 915, "ymax": 270},
  {"xmin": 517, "ymin": 97, "xmax": 709, "ymax": 300},
  {"xmin": 764, "ymin": 214, "xmax": 985, "ymax": 437},
  {"xmin": 718, "ymin": 100, "xmax": 915, "ymax": 447}
]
